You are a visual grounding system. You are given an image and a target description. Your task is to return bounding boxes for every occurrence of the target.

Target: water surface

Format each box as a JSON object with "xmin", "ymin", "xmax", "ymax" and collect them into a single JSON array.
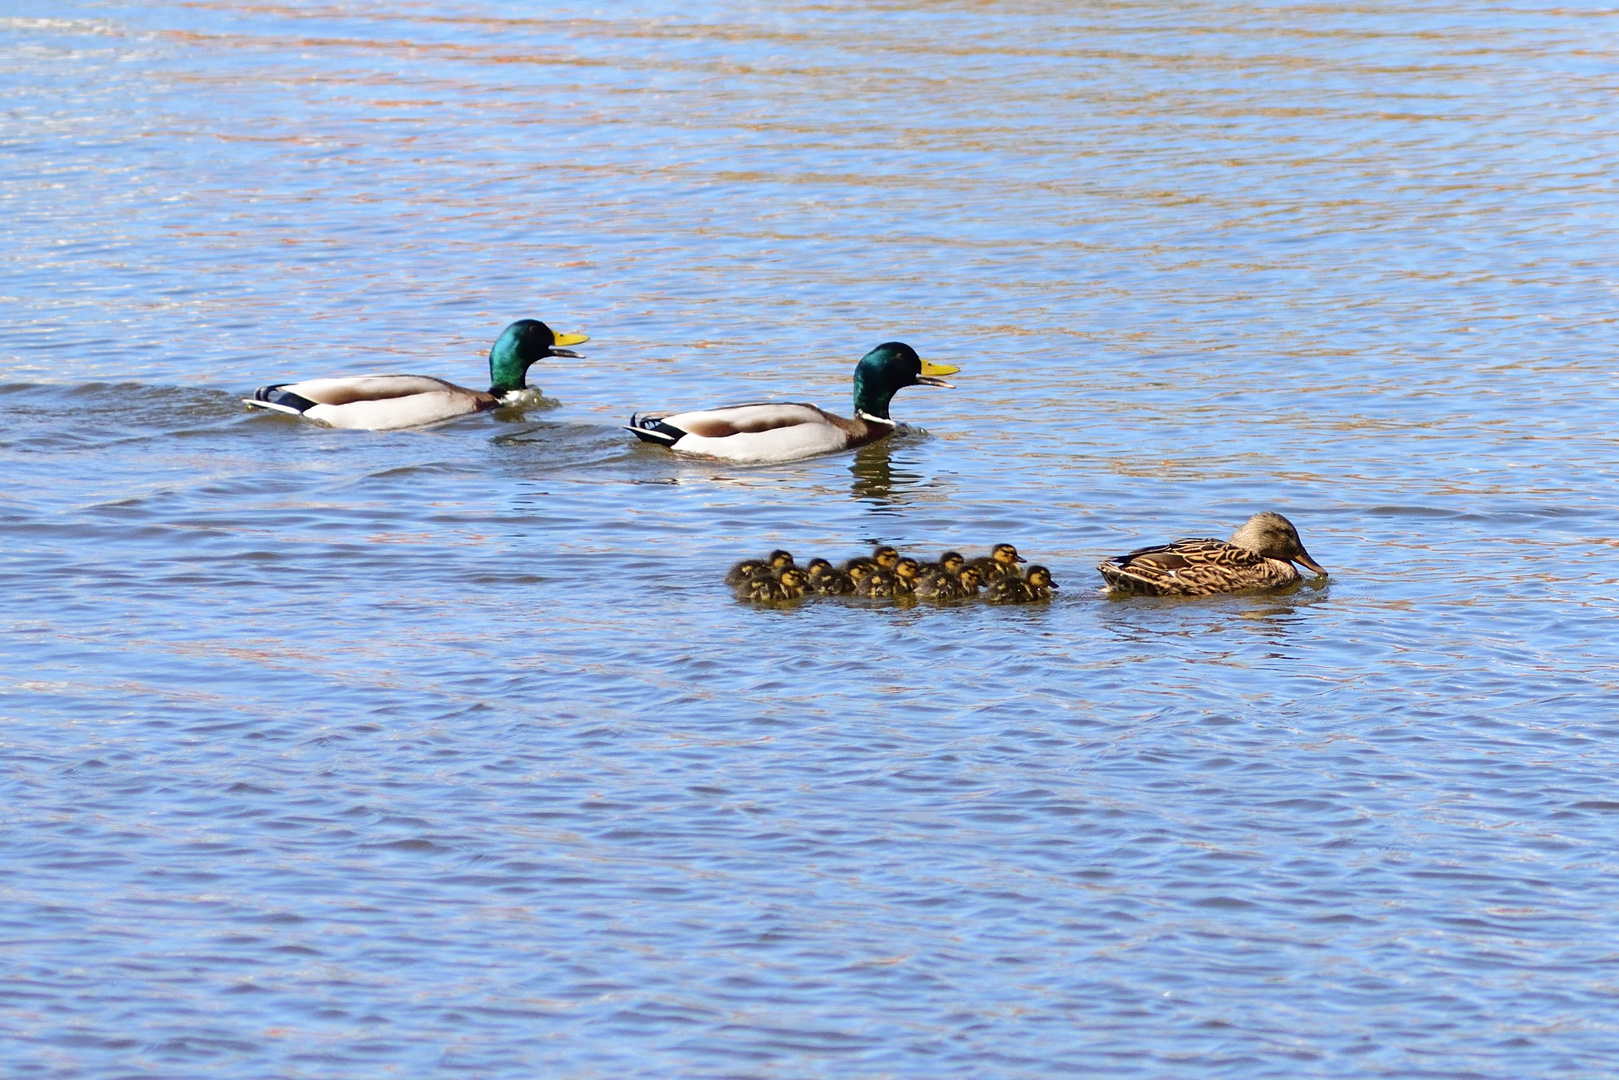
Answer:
[{"xmin": 5, "ymin": 1, "xmax": 1619, "ymax": 1076}]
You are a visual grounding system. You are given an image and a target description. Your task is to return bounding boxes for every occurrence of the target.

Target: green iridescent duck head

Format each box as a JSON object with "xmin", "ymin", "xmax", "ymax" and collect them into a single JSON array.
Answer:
[
  {"xmin": 851, "ymin": 342, "xmax": 959, "ymax": 422},
  {"xmin": 488, "ymin": 319, "xmax": 590, "ymax": 395}
]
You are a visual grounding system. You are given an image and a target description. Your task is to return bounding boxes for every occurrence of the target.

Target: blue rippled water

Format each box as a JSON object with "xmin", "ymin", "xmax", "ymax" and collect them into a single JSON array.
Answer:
[{"xmin": 5, "ymin": 1, "xmax": 1619, "ymax": 1076}]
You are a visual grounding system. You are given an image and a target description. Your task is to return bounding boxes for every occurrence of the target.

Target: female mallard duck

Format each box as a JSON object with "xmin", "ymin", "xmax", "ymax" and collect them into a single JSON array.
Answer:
[
  {"xmin": 1096, "ymin": 511, "xmax": 1327, "ymax": 597},
  {"xmin": 626, "ymin": 342, "xmax": 959, "ymax": 464},
  {"xmin": 969, "ymin": 543, "xmax": 1026, "ymax": 583},
  {"xmin": 244, "ymin": 319, "xmax": 588, "ymax": 431},
  {"xmin": 987, "ymin": 565, "xmax": 1058, "ymax": 604}
]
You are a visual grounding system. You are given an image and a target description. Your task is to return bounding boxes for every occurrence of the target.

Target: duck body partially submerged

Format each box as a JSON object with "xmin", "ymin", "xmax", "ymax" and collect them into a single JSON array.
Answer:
[
  {"xmin": 627, "ymin": 342, "xmax": 958, "ymax": 464},
  {"xmin": 1097, "ymin": 512, "xmax": 1327, "ymax": 597},
  {"xmin": 244, "ymin": 319, "xmax": 587, "ymax": 431}
]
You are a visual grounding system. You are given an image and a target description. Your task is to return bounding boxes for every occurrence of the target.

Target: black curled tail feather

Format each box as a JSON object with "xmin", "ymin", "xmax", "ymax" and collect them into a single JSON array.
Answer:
[
  {"xmin": 625, "ymin": 413, "xmax": 686, "ymax": 446},
  {"xmin": 253, "ymin": 385, "xmax": 319, "ymax": 413}
]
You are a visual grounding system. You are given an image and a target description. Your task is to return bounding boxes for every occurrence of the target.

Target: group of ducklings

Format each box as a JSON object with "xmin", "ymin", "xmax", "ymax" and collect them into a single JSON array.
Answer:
[
  {"xmin": 727, "ymin": 512, "xmax": 1329, "ymax": 603},
  {"xmin": 727, "ymin": 544, "xmax": 1058, "ymax": 605}
]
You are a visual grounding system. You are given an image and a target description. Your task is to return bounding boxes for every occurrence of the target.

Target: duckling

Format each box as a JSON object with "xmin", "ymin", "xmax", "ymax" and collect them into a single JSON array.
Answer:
[
  {"xmin": 968, "ymin": 543, "xmax": 1026, "ymax": 583},
  {"xmin": 987, "ymin": 565, "xmax": 1059, "ymax": 604},
  {"xmin": 870, "ymin": 545, "xmax": 901, "ymax": 571},
  {"xmin": 916, "ymin": 550, "xmax": 966, "ymax": 578},
  {"xmin": 956, "ymin": 566, "xmax": 986, "ymax": 598},
  {"xmin": 842, "ymin": 556, "xmax": 877, "ymax": 580},
  {"xmin": 806, "ymin": 558, "xmax": 856, "ymax": 596},
  {"xmin": 744, "ymin": 567, "xmax": 809, "ymax": 602},
  {"xmin": 855, "ymin": 569, "xmax": 898, "ymax": 598},
  {"xmin": 1096, "ymin": 511, "xmax": 1327, "ymax": 597},
  {"xmin": 245, "ymin": 319, "xmax": 588, "ymax": 430},
  {"xmin": 914, "ymin": 570, "xmax": 957, "ymax": 600},
  {"xmin": 890, "ymin": 557, "xmax": 923, "ymax": 596},
  {"xmin": 725, "ymin": 548, "xmax": 795, "ymax": 587},
  {"xmin": 627, "ymin": 342, "xmax": 961, "ymax": 463},
  {"xmin": 725, "ymin": 555, "xmax": 767, "ymax": 586}
]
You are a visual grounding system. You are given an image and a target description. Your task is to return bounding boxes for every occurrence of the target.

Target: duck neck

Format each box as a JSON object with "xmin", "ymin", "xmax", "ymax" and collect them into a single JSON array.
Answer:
[
  {"xmin": 487, "ymin": 339, "xmax": 532, "ymax": 396},
  {"xmin": 852, "ymin": 371, "xmax": 896, "ymax": 424}
]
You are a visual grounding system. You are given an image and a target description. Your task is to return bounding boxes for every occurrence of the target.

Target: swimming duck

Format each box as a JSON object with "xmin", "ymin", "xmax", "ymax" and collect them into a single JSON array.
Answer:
[
  {"xmin": 625, "ymin": 342, "xmax": 959, "ymax": 463},
  {"xmin": 244, "ymin": 319, "xmax": 588, "ymax": 431},
  {"xmin": 854, "ymin": 568, "xmax": 898, "ymax": 598},
  {"xmin": 842, "ymin": 556, "xmax": 878, "ymax": 580},
  {"xmin": 914, "ymin": 569, "xmax": 958, "ymax": 600},
  {"xmin": 806, "ymin": 558, "xmax": 856, "ymax": 596},
  {"xmin": 870, "ymin": 545, "xmax": 901, "ymax": 571},
  {"xmin": 969, "ymin": 543, "xmax": 1026, "ymax": 582},
  {"xmin": 916, "ymin": 551, "xmax": 965, "ymax": 579},
  {"xmin": 744, "ymin": 567, "xmax": 809, "ymax": 602},
  {"xmin": 725, "ymin": 549, "xmax": 795, "ymax": 586},
  {"xmin": 1096, "ymin": 511, "xmax": 1327, "ymax": 597},
  {"xmin": 987, "ymin": 565, "xmax": 1058, "ymax": 604},
  {"xmin": 890, "ymin": 557, "xmax": 923, "ymax": 595}
]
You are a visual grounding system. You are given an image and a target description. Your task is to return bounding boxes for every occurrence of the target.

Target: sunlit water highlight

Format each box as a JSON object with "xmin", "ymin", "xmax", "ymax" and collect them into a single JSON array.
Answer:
[{"xmin": 5, "ymin": 2, "xmax": 1619, "ymax": 1076}]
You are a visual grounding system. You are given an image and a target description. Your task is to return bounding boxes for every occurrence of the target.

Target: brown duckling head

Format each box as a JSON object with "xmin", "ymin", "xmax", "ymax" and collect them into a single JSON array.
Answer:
[
  {"xmin": 805, "ymin": 557, "xmax": 834, "ymax": 580},
  {"xmin": 766, "ymin": 549, "xmax": 796, "ymax": 572},
  {"xmin": 1227, "ymin": 512, "xmax": 1326, "ymax": 577},
  {"xmin": 1025, "ymin": 565, "xmax": 1057, "ymax": 590},
  {"xmin": 777, "ymin": 567, "xmax": 809, "ymax": 595},
  {"xmin": 871, "ymin": 545, "xmax": 900, "ymax": 570},
  {"xmin": 958, "ymin": 566, "xmax": 984, "ymax": 592},
  {"xmin": 893, "ymin": 557, "xmax": 922, "ymax": 583},
  {"xmin": 938, "ymin": 551, "xmax": 965, "ymax": 574}
]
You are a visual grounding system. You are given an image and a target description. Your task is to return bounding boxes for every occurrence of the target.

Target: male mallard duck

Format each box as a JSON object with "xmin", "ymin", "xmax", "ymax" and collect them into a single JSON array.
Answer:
[
  {"xmin": 244, "ymin": 319, "xmax": 588, "ymax": 431},
  {"xmin": 1096, "ymin": 511, "xmax": 1327, "ymax": 597},
  {"xmin": 987, "ymin": 565, "xmax": 1058, "ymax": 604},
  {"xmin": 743, "ymin": 566, "xmax": 809, "ymax": 602},
  {"xmin": 625, "ymin": 342, "xmax": 959, "ymax": 463},
  {"xmin": 726, "ymin": 549, "xmax": 794, "ymax": 586},
  {"xmin": 968, "ymin": 543, "xmax": 1026, "ymax": 582}
]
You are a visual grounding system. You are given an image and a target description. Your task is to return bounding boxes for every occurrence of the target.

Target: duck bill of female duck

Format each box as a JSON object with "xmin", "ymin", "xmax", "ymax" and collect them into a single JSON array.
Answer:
[{"xmin": 1294, "ymin": 548, "xmax": 1328, "ymax": 578}]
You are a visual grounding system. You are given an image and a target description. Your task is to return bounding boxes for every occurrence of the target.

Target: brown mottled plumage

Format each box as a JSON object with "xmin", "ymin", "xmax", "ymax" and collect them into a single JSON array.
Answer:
[{"xmin": 1096, "ymin": 512, "xmax": 1327, "ymax": 597}]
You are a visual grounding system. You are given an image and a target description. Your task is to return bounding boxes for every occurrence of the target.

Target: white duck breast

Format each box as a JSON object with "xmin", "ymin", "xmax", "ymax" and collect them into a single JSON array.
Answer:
[{"xmin": 650, "ymin": 403, "xmax": 866, "ymax": 464}]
